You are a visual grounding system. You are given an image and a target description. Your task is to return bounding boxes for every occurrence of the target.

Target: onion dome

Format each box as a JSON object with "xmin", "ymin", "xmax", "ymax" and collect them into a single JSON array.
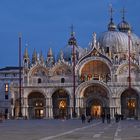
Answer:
[
  {"xmin": 108, "ymin": 5, "xmax": 116, "ymax": 31},
  {"xmin": 108, "ymin": 19, "xmax": 116, "ymax": 31},
  {"xmin": 117, "ymin": 8, "xmax": 131, "ymax": 32},
  {"xmin": 98, "ymin": 31, "xmax": 129, "ymax": 54},
  {"xmin": 63, "ymin": 25, "xmax": 77, "ymax": 62},
  {"xmin": 118, "ymin": 20, "xmax": 131, "ymax": 32},
  {"xmin": 98, "ymin": 31, "xmax": 140, "ymax": 54}
]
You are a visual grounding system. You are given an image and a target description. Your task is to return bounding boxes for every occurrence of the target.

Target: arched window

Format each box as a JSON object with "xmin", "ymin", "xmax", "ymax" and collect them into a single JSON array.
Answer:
[
  {"xmin": 38, "ymin": 78, "xmax": 42, "ymax": 83},
  {"xmin": 61, "ymin": 78, "xmax": 65, "ymax": 83}
]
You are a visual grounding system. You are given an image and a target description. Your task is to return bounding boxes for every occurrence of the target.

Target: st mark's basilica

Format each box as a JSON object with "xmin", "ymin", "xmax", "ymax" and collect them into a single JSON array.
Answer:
[{"xmin": 0, "ymin": 8, "xmax": 140, "ymax": 120}]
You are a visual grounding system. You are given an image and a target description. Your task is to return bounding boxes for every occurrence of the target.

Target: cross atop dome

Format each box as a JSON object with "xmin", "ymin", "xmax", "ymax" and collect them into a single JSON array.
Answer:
[
  {"xmin": 70, "ymin": 24, "xmax": 74, "ymax": 36},
  {"xmin": 108, "ymin": 4, "xmax": 116, "ymax": 31},
  {"xmin": 121, "ymin": 7, "xmax": 126, "ymax": 21},
  {"xmin": 109, "ymin": 4, "xmax": 114, "ymax": 21}
]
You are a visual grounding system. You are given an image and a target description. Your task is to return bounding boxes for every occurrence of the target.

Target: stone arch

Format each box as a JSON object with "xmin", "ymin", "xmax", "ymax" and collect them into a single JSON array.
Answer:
[
  {"xmin": 76, "ymin": 57, "xmax": 112, "ymax": 75},
  {"xmin": 28, "ymin": 91, "xmax": 46, "ymax": 119},
  {"xmin": 116, "ymin": 62, "xmax": 140, "ymax": 75},
  {"xmin": 49, "ymin": 88, "xmax": 71, "ymax": 98},
  {"xmin": 26, "ymin": 89, "xmax": 47, "ymax": 99},
  {"xmin": 116, "ymin": 62, "xmax": 140, "ymax": 82},
  {"xmin": 76, "ymin": 57, "xmax": 112, "ymax": 83},
  {"xmin": 117, "ymin": 87, "xmax": 140, "ymax": 99},
  {"xmin": 52, "ymin": 88, "xmax": 70, "ymax": 119},
  {"xmin": 51, "ymin": 63, "xmax": 72, "ymax": 76},
  {"xmin": 120, "ymin": 88, "xmax": 140, "ymax": 119},
  {"xmin": 76, "ymin": 81, "xmax": 111, "ymax": 118},
  {"xmin": 28, "ymin": 64, "xmax": 49, "ymax": 77},
  {"xmin": 76, "ymin": 80, "xmax": 112, "ymax": 99}
]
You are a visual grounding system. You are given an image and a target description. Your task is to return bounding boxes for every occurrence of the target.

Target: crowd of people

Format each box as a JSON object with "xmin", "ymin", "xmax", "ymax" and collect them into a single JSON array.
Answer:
[{"xmin": 81, "ymin": 112, "xmax": 123, "ymax": 124}]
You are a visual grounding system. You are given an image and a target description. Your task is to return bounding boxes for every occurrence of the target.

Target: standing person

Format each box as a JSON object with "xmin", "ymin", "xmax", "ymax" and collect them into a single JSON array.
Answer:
[
  {"xmin": 101, "ymin": 112, "xmax": 105, "ymax": 123},
  {"xmin": 81, "ymin": 114, "xmax": 86, "ymax": 123},
  {"xmin": 87, "ymin": 115, "xmax": 92, "ymax": 123},
  {"xmin": 107, "ymin": 113, "xmax": 111, "ymax": 124},
  {"xmin": 115, "ymin": 112, "xmax": 119, "ymax": 123}
]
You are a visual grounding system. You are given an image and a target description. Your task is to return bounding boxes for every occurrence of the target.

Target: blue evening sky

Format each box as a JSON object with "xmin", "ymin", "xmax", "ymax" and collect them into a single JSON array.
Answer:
[{"xmin": 0, "ymin": 0, "xmax": 139, "ymax": 67}]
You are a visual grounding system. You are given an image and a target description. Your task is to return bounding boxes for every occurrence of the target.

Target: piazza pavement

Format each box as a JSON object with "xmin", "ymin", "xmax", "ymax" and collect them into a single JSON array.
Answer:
[{"xmin": 0, "ymin": 119, "xmax": 140, "ymax": 140}]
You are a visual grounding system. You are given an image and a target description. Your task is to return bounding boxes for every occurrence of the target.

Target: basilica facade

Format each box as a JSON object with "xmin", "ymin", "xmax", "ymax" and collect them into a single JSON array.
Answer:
[{"xmin": 0, "ymin": 12, "xmax": 140, "ymax": 120}]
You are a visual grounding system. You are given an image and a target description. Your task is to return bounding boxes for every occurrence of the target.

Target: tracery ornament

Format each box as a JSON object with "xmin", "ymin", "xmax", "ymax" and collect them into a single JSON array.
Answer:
[
  {"xmin": 53, "ymin": 64, "xmax": 72, "ymax": 76},
  {"xmin": 31, "ymin": 66, "xmax": 48, "ymax": 76}
]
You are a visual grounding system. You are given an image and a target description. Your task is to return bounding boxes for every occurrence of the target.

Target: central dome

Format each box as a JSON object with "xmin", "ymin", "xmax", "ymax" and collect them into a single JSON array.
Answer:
[{"xmin": 98, "ymin": 31, "xmax": 140, "ymax": 54}]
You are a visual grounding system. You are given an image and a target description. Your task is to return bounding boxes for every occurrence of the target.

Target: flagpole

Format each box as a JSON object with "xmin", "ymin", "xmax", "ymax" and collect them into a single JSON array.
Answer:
[
  {"xmin": 18, "ymin": 33, "xmax": 23, "ymax": 118},
  {"xmin": 128, "ymin": 30, "xmax": 131, "ymax": 89}
]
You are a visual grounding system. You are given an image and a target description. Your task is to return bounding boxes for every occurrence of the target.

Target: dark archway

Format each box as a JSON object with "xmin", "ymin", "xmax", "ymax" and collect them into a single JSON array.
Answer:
[
  {"xmin": 121, "ymin": 88, "xmax": 139, "ymax": 119},
  {"xmin": 52, "ymin": 89, "xmax": 70, "ymax": 119},
  {"xmin": 28, "ymin": 92, "xmax": 46, "ymax": 119},
  {"xmin": 84, "ymin": 84, "xmax": 109, "ymax": 118}
]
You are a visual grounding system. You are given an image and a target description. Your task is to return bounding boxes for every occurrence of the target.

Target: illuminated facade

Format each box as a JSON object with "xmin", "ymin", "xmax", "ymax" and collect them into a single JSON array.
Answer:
[{"xmin": 0, "ymin": 9, "xmax": 140, "ymax": 119}]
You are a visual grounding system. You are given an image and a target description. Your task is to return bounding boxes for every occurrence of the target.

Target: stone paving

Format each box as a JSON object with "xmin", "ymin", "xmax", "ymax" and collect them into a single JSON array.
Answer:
[{"xmin": 0, "ymin": 119, "xmax": 140, "ymax": 140}]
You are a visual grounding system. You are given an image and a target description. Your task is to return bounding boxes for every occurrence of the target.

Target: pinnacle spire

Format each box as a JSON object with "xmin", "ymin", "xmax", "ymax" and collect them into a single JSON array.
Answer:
[
  {"xmin": 32, "ymin": 48, "xmax": 37, "ymax": 64},
  {"xmin": 47, "ymin": 48, "xmax": 53, "ymax": 57},
  {"xmin": 23, "ymin": 47, "xmax": 29, "ymax": 59},
  {"xmin": 40, "ymin": 50, "xmax": 44, "ymax": 64}
]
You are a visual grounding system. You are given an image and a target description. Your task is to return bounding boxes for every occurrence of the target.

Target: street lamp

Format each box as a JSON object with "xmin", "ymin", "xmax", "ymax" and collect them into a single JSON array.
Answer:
[
  {"xmin": 18, "ymin": 33, "xmax": 23, "ymax": 118},
  {"xmin": 68, "ymin": 25, "xmax": 77, "ymax": 118}
]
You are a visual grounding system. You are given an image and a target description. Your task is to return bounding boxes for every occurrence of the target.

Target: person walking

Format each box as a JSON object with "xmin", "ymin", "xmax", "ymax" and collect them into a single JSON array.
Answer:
[
  {"xmin": 87, "ymin": 115, "xmax": 92, "ymax": 123},
  {"xmin": 101, "ymin": 112, "xmax": 105, "ymax": 123},
  {"xmin": 81, "ymin": 114, "xmax": 86, "ymax": 123},
  {"xmin": 115, "ymin": 112, "xmax": 119, "ymax": 123}
]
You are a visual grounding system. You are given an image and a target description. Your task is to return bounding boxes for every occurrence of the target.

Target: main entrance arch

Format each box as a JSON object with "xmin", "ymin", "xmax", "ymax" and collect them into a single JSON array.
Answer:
[
  {"xmin": 52, "ymin": 89, "xmax": 70, "ymax": 119},
  {"xmin": 28, "ymin": 92, "xmax": 46, "ymax": 119},
  {"xmin": 83, "ymin": 84, "xmax": 109, "ymax": 118},
  {"xmin": 121, "ymin": 88, "xmax": 139, "ymax": 118}
]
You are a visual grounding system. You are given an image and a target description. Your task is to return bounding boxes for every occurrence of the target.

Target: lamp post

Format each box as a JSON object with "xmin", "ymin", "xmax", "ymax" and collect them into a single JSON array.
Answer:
[
  {"xmin": 68, "ymin": 25, "xmax": 77, "ymax": 118},
  {"xmin": 18, "ymin": 33, "xmax": 23, "ymax": 118}
]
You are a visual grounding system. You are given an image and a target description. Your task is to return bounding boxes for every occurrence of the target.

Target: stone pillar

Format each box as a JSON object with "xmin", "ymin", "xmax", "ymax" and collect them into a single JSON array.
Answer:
[
  {"xmin": 137, "ymin": 101, "xmax": 140, "ymax": 120},
  {"xmin": 115, "ymin": 97, "xmax": 121, "ymax": 114},
  {"xmin": 48, "ymin": 98, "xmax": 53, "ymax": 119},
  {"xmin": 46, "ymin": 98, "xmax": 49, "ymax": 118},
  {"xmin": 70, "ymin": 107, "xmax": 73, "ymax": 118},
  {"xmin": 50, "ymin": 98, "xmax": 53, "ymax": 118},
  {"xmin": 22, "ymin": 97, "xmax": 28, "ymax": 118},
  {"xmin": 70, "ymin": 98, "xmax": 73, "ymax": 118},
  {"xmin": 11, "ymin": 105, "xmax": 14, "ymax": 118},
  {"xmin": 76, "ymin": 98, "xmax": 80, "ymax": 117}
]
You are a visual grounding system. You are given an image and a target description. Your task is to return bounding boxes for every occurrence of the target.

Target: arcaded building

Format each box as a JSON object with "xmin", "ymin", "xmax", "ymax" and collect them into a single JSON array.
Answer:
[{"xmin": 0, "ymin": 11, "xmax": 140, "ymax": 119}]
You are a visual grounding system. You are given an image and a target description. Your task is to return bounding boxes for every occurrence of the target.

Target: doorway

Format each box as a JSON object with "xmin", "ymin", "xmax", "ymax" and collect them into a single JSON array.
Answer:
[
  {"xmin": 121, "ymin": 88, "xmax": 139, "ymax": 118},
  {"xmin": 91, "ymin": 105, "xmax": 101, "ymax": 118}
]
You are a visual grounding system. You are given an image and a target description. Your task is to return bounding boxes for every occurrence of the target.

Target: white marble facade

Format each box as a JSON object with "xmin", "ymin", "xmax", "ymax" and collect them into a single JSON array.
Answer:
[{"xmin": 0, "ymin": 15, "xmax": 140, "ymax": 119}]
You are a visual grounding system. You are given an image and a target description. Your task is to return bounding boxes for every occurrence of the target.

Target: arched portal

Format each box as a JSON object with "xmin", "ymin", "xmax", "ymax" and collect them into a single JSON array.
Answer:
[
  {"xmin": 121, "ymin": 88, "xmax": 139, "ymax": 118},
  {"xmin": 80, "ymin": 60, "xmax": 110, "ymax": 83},
  {"xmin": 52, "ymin": 89, "xmax": 70, "ymax": 119},
  {"xmin": 28, "ymin": 92, "xmax": 46, "ymax": 119},
  {"xmin": 83, "ymin": 84, "xmax": 109, "ymax": 118}
]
